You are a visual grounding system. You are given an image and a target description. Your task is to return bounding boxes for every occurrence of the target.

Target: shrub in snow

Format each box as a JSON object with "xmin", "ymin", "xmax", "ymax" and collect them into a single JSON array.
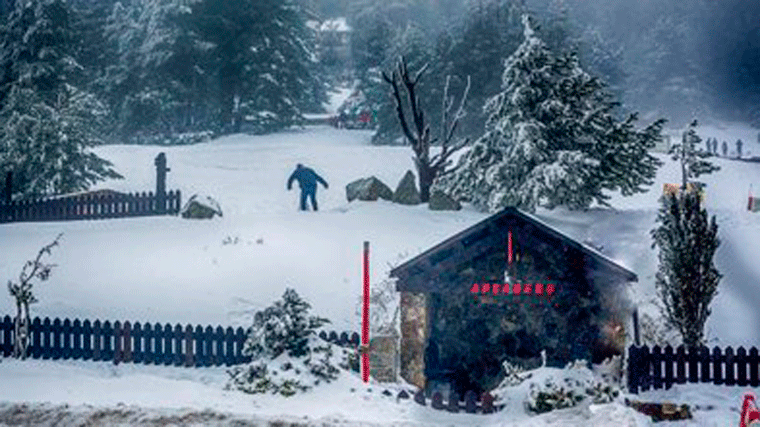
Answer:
[
  {"xmin": 6, "ymin": 234, "xmax": 62, "ymax": 359},
  {"xmin": 500, "ymin": 359, "xmax": 530, "ymax": 387},
  {"xmin": 493, "ymin": 358, "xmax": 622, "ymax": 415},
  {"xmin": 226, "ymin": 288, "xmax": 351, "ymax": 396}
]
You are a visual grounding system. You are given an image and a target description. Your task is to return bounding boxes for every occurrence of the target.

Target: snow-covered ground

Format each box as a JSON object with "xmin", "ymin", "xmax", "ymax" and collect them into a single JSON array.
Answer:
[{"xmin": 1, "ymin": 120, "xmax": 759, "ymax": 426}]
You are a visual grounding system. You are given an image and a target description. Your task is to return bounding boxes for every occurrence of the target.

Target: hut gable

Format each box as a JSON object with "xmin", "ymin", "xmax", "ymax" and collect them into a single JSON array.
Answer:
[
  {"xmin": 390, "ymin": 207, "xmax": 637, "ymax": 394},
  {"xmin": 391, "ymin": 207, "xmax": 636, "ymax": 293}
]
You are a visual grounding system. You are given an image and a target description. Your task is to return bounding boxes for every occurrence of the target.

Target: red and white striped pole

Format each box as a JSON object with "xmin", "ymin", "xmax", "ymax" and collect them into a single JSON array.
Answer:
[{"xmin": 361, "ymin": 241, "xmax": 370, "ymax": 383}]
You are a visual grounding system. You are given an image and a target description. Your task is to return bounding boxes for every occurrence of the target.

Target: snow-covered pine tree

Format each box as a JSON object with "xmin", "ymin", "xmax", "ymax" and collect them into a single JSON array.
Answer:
[
  {"xmin": 650, "ymin": 190, "xmax": 721, "ymax": 347},
  {"xmin": 0, "ymin": 0, "xmax": 122, "ymax": 198},
  {"xmin": 227, "ymin": 288, "xmax": 349, "ymax": 396},
  {"xmin": 99, "ymin": 0, "xmax": 202, "ymax": 139},
  {"xmin": 737, "ymin": 139, "xmax": 743, "ymax": 158},
  {"xmin": 435, "ymin": 14, "xmax": 665, "ymax": 213},
  {"xmin": 668, "ymin": 120, "xmax": 720, "ymax": 191},
  {"xmin": 189, "ymin": 0, "xmax": 325, "ymax": 134},
  {"xmin": 722, "ymin": 140, "xmax": 728, "ymax": 157},
  {"xmin": 243, "ymin": 288, "xmax": 330, "ymax": 359}
]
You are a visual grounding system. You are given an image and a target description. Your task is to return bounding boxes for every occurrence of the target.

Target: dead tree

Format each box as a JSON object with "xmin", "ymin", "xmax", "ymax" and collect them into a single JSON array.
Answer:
[
  {"xmin": 382, "ymin": 57, "xmax": 470, "ymax": 203},
  {"xmin": 7, "ymin": 233, "xmax": 62, "ymax": 359}
]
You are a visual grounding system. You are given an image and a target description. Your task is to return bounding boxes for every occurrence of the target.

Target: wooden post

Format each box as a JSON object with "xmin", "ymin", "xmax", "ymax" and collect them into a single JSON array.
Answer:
[
  {"xmin": 362, "ymin": 241, "xmax": 370, "ymax": 383},
  {"xmin": 632, "ymin": 307, "xmax": 641, "ymax": 347},
  {"xmin": 154, "ymin": 153, "xmax": 170, "ymax": 214}
]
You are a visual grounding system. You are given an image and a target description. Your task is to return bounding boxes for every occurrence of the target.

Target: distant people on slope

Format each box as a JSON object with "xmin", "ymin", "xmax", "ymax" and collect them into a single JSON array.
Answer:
[{"xmin": 287, "ymin": 164, "xmax": 328, "ymax": 211}]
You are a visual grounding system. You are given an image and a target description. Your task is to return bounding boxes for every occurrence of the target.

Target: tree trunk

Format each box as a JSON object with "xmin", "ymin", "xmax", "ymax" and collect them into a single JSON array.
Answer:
[{"xmin": 417, "ymin": 163, "xmax": 434, "ymax": 203}]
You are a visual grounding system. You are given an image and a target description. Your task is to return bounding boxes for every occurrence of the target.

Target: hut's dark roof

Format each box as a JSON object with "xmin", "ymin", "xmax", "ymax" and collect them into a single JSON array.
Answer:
[{"xmin": 390, "ymin": 207, "xmax": 637, "ymax": 292}]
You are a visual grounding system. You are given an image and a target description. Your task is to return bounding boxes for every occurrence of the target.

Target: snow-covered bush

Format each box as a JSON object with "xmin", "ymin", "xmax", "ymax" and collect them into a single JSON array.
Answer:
[
  {"xmin": 493, "ymin": 358, "xmax": 622, "ymax": 415},
  {"xmin": 226, "ymin": 288, "xmax": 351, "ymax": 396},
  {"xmin": 525, "ymin": 361, "xmax": 622, "ymax": 414}
]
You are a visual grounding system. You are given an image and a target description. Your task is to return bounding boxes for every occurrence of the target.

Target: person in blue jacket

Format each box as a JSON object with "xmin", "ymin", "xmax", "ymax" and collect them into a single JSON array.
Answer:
[{"xmin": 287, "ymin": 164, "xmax": 328, "ymax": 211}]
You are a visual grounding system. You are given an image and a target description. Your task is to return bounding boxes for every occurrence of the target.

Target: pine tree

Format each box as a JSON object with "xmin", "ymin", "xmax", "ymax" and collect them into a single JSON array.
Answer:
[
  {"xmin": 668, "ymin": 120, "xmax": 719, "ymax": 191},
  {"xmin": 0, "ymin": 0, "xmax": 122, "ymax": 198},
  {"xmin": 651, "ymin": 191, "xmax": 721, "ymax": 347},
  {"xmin": 736, "ymin": 139, "xmax": 743, "ymax": 158},
  {"xmin": 189, "ymin": 0, "xmax": 325, "ymax": 134},
  {"xmin": 243, "ymin": 288, "xmax": 330, "ymax": 360},
  {"xmin": 721, "ymin": 140, "xmax": 728, "ymax": 157},
  {"xmin": 436, "ymin": 14, "xmax": 665, "ymax": 213}
]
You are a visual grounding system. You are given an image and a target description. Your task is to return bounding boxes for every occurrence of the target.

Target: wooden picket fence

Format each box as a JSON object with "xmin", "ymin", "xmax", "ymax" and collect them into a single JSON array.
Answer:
[
  {"xmin": 0, "ymin": 315, "xmax": 359, "ymax": 367},
  {"xmin": 628, "ymin": 344, "xmax": 760, "ymax": 394},
  {"xmin": 0, "ymin": 190, "xmax": 181, "ymax": 223},
  {"xmin": 412, "ymin": 389, "xmax": 501, "ymax": 414}
]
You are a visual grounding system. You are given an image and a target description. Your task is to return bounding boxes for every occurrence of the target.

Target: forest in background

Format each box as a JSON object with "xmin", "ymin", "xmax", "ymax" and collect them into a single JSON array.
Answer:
[{"xmin": 0, "ymin": 0, "xmax": 757, "ymax": 197}]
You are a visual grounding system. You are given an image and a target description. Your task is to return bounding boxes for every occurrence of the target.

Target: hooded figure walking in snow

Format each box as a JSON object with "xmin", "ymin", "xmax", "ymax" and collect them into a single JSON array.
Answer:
[{"xmin": 287, "ymin": 164, "xmax": 328, "ymax": 211}]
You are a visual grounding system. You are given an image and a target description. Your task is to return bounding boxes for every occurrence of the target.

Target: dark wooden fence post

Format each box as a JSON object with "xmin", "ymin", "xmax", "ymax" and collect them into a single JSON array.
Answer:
[
  {"xmin": 163, "ymin": 323, "xmax": 174, "ymax": 365},
  {"xmin": 30, "ymin": 317, "xmax": 41, "ymax": 359},
  {"xmin": 113, "ymin": 320, "xmax": 122, "ymax": 364},
  {"xmin": 155, "ymin": 153, "xmax": 170, "ymax": 214},
  {"xmin": 184, "ymin": 325, "xmax": 194, "ymax": 367},
  {"xmin": 1, "ymin": 316, "xmax": 12, "ymax": 357},
  {"xmin": 725, "ymin": 346, "xmax": 736, "ymax": 385},
  {"xmin": 652, "ymin": 346, "xmax": 663, "ymax": 389},
  {"xmin": 93, "ymin": 320, "xmax": 102, "ymax": 361},
  {"xmin": 737, "ymin": 347, "xmax": 748, "ymax": 386},
  {"xmin": 214, "ymin": 326, "xmax": 224, "ymax": 366},
  {"xmin": 751, "ymin": 347, "xmax": 760, "ymax": 387},
  {"xmin": 712, "ymin": 346, "xmax": 723, "ymax": 385},
  {"xmin": 225, "ymin": 327, "xmax": 235, "ymax": 366},
  {"xmin": 72, "ymin": 319, "xmax": 82, "ymax": 360},
  {"xmin": 235, "ymin": 327, "xmax": 247, "ymax": 364},
  {"xmin": 43, "ymin": 318, "xmax": 52, "ymax": 360},
  {"xmin": 123, "ymin": 321, "xmax": 132, "ymax": 363},
  {"xmin": 203, "ymin": 326, "xmax": 213, "ymax": 367},
  {"xmin": 675, "ymin": 345, "xmax": 686, "ymax": 385},
  {"xmin": 172, "ymin": 324, "xmax": 183, "ymax": 366},
  {"xmin": 82, "ymin": 320, "xmax": 92, "ymax": 360}
]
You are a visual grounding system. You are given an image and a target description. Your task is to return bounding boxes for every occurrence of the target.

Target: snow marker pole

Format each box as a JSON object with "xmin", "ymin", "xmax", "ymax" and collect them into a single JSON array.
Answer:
[{"xmin": 361, "ymin": 241, "xmax": 370, "ymax": 383}]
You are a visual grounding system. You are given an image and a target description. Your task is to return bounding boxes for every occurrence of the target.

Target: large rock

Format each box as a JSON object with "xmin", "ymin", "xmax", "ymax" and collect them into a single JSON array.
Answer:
[
  {"xmin": 346, "ymin": 177, "xmax": 393, "ymax": 202},
  {"xmin": 428, "ymin": 190, "xmax": 461, "ymax": 211},
  {"xmin": 181, "ymin": 194, "xmax": 223, "ymax": 219},
  {"xmin": 393, "ymin": 170, "xmax": 421, "ymax": 205}
]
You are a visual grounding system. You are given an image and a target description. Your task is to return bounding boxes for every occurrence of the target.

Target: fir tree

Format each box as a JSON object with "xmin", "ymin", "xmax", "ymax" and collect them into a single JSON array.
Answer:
[
  {"xmin": 736, "ymin": 139, "xmax": 743, "ymax": 158},
  {"xmin": 668, "ymin": 120, "xmax": 719, "ymax": 191},
  {"xmin": 243, "ymin": 288, "xmax": 330, "ymax": 360},
  {"xmin": 0, "ymin": 0, "xmax": 122, "ymax": 198},
  {"xmin": 721, "ymin": 140, "xmax": 728, "ymax": 157},
  {"xmin": 436, "ymin": 14, "xmax": 665, "ymax": 213},
  {"xmin": 651, "ymin": 191, "xmax": 721, "ymax": 347},
  {"xmin": 226, "ymin": 288, "xmax": 345, "ymax": 397},
  {"xmin": 189, "ymin": 0, "xmax": 325, "ymax": 134}
]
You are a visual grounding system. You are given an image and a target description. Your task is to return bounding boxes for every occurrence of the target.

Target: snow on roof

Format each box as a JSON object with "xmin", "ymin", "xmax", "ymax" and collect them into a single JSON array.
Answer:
[{"xmin": 320, "ymin": 17, "xmax": 350, "ymax": 33}]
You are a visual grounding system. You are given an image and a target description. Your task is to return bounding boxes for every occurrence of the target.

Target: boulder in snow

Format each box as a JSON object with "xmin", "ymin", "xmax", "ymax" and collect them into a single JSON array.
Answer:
[
  {"xmin": 181, "ymin": 194, "xmax": 223, "ymax": 219},
  {"xmin": 428, "ymin": 190, "xmax": 461, "ymax": 211},
  {"xmin": 345, "ymin": 177, "xmax": 393, "ymax": 202},
  {"xmin": 392, "ymin": 170, "xmax": 421, "ymax": 205}
]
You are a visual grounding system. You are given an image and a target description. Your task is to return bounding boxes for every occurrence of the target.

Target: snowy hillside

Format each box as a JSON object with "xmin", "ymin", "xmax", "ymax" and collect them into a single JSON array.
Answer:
[{"xmin": 1, "ymin": 122, "xmax": 759, "ymax": 426}]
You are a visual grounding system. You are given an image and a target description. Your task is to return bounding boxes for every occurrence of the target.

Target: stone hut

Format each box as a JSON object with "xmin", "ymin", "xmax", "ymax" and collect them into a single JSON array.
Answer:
[{"xmin": 390, "ymin": 207, "xmax": 637, "ymax": 397}]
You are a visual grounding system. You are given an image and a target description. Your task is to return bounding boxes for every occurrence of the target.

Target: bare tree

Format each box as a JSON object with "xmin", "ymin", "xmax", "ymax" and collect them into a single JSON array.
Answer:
[
  {"xmin": 7, "ymin": 233, "xmax": 62, "ymax": 359},
  {"xmin": 382, "ymin": 57, "xmax": 470, "ymax": 203}
]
